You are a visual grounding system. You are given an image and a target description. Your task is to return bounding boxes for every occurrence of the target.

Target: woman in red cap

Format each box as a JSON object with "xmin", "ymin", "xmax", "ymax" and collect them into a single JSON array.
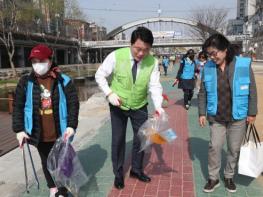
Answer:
[{"xmin": 12, "ymin": 44, "xmax": 79, "ymax": 197}]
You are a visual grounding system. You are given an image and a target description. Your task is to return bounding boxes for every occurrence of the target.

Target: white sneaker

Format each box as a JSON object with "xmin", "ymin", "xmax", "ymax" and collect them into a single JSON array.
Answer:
[{"xmin": 49, "ymin": 187, "xmax": 58, "ymax": 197}]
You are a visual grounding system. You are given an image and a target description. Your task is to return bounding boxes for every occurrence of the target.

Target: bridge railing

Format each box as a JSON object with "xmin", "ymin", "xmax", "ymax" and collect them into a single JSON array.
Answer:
[{"xmin": 82, "ymin": 38, "xmax": 203, "ymax": 48}]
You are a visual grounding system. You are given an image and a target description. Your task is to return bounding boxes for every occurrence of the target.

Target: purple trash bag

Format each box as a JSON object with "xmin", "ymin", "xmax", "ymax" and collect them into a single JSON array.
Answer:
[
  {"xmin": 59, "ymin": 142, "xmax": 76, "ymax": 177},
  {"xmin": 47, "ymin": 137, "xmax": 89, "ymax": 195}
]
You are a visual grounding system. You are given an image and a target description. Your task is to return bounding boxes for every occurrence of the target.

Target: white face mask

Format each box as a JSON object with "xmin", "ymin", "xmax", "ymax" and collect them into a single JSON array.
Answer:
[{"xmin": 32, "ymin": 62, "xmax": 50, "ymax": 76}]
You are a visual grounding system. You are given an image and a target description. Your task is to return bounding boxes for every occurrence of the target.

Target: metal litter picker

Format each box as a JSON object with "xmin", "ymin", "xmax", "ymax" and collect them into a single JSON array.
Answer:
[{"xmin": 22, "ymin": 141, "xmax": 40, "ymax": 193}]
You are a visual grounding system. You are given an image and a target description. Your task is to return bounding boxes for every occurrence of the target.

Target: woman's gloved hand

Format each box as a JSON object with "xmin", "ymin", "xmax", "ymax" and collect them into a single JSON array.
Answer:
[
  {"xmin": 16, "ymin": 131, "xmax": 29, "ymax": 148},
  {"xmin": 63, "ymin": 127, "xmax": 75, "ymax": 141}
]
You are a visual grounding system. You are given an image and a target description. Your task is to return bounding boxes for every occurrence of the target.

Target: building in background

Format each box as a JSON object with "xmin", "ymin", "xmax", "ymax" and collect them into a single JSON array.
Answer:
[
  {"xmin": 0, "ymin": 0, "xmax": 108, "ymax": 69},
  {"xmin": 226, "ymin": 0, "xmax": 263, "ymax": 58},
  {"xmin": 90, "ymin": 22, "xmax": 107, "ymax": 41},
  {"xmin": 227, "ymin": 0, "xmax": 256, "ymax": 35},
  {"xmin": 246, "ymin": 0, "xmax": 263, "ymax": 59},
  {"xmin": 64, "ymin": 19, "xmax": 92, "ymax": 41}
]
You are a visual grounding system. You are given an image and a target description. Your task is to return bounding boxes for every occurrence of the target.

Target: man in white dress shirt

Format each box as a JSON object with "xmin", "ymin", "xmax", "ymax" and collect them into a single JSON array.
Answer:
[{"xmin": 95, "ymin": 27, "xmax": 164, "ymax": 189}]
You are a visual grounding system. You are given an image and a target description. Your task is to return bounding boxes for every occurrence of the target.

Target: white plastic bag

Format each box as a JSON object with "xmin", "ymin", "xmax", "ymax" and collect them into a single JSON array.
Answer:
[
  {"xmin": 238, "ymin": 124, "xmax": 263, "ymax": 178},
  {"xmin": 138, "ymin": 112, "xmax": 176, "ymax": 151},
  {"xmin": 238, "ymin": 141, "xmax": 263, "ymax": 177},
  {"xmin": 47, "ymin": 138, "xmax": 89, "ymax": 195}
]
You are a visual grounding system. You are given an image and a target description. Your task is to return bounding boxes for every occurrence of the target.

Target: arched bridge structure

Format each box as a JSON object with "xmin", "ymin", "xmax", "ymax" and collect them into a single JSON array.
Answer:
[{"xmin": 106, "ymin": 17, "xmax": 218, "ymax": 40}]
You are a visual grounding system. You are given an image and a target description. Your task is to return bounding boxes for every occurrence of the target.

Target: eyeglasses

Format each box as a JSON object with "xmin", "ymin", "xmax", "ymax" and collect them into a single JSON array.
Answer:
[
  {"xmin": 132, "ymin": 46, "xmax": 150, "ymax": 54},
  {"xmin": 206, "ymin": 50, "xmax": 219, "ymax": 58}
]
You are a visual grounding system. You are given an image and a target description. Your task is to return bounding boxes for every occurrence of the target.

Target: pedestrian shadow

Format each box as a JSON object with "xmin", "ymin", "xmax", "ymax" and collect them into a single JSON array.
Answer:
[
  {"xmin": 77, "ymin": 144, "xmax": 107, "ymax": 193},
  {"xmin": 188, "ymin": 137, "xmax": 231, "ymax": 179},
  {"xmin": 174, "ymin": 98, "xmax": 184, "ymax": 106},
  {"xmin": 188, "ymin": 137, "xmax": 209, "ymax": 178},
  {"xmin": 143, "ymin": 144, "xmax": 176, "ymax": 175},
  {"xmin": 188, "ymin": 137, "xmax": 254, "ymax": 186},
  {"xmin": 174, "ymin": 98, "xmax": 198, "ymax": 108},
  {"xmin": 190, "ymin": 97, "xmax": 198, "ymax": 107}
]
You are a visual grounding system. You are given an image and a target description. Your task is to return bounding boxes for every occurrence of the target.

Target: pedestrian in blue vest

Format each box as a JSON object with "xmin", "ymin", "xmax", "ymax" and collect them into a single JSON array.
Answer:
[
  {"xmin": 174, "ymin": 49, "xmax": 198, "ymax": 110},
  {"xmin": 198, "ymin": 34, "xmax": 257, "ymax": 193},
  {"xmin": 162, "ymin": 55, "xmax": 170, "ymax": 76},
  {"xmin": 12, "ymin": 44, "xmax": 79, "ymax": 197},
  {"xmin": 95, "ymin": 27, "xmax": 164, "ymax": 190}
]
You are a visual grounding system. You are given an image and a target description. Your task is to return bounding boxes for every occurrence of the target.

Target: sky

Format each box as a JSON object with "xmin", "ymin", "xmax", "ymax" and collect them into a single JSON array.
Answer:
[{"xmin": 77, "ymin": 0, "xmax": 237, "ymax": 33}]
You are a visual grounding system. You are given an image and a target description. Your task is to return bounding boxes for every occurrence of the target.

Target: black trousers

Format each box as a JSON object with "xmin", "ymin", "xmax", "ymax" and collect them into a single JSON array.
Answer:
[
  {"xmin": 109, "ymin": 104, "xmax": 148, "ymax": 178},
  {"xmin": 37, "ymin": 141, "xmax": 56, "ymax": 188},
  {"xmin": 37, "ymin": 142, "xmax": 68, "ymax": 196},
  {"xmin": 183, "ymin": 89, "xmax": 194, "ymax": 105},
  {"xmin": 163, "ymin": 66, "xmax": 168, "ymax": 76}
]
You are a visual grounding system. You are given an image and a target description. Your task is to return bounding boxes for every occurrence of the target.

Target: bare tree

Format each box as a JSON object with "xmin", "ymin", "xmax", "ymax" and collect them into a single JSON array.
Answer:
[
  {"xmin": 189, "ymin": 7, "xmax": 229, "ymax": 41},
  {"xmin": 64, "ymin": 0, "xmax": 87, "ymax": 63},
  {"xmin": 0, "ymin": 0, "xmax": 17, "ymax": 77},
  {"xmin": 65, "ymin": 0, "xmax": 86, "ymax": 20}
]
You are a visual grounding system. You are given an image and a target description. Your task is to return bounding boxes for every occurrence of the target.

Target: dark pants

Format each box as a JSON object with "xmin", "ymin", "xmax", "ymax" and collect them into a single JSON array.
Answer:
[
  {"xmin": 37, "ymin": 142, "xmax": 68, "ymax": 196},
  {"xmin": 37, "ymin": 142, "xmax": 56, "ymax": 188},
  {"xmin": 163, "ymin": 66, "xmax": 168, "ymax": 76},
  {"xmin": 183, "ymin": 89, "xmax": 194, "ymax": 105},
  {"xmin": 109, "ymin": 104, "xmax": 148, "ymax": 178}
]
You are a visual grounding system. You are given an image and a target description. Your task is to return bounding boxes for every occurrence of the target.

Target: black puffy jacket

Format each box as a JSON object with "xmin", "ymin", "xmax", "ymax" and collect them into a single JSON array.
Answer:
[{"xmin": 12, "ymin": 72, "xmax": 79, "ymax": 146}]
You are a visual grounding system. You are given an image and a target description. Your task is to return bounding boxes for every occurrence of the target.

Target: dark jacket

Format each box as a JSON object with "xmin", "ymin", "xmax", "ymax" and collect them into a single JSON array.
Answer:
[
  {"xmin": 12, "ymin": 72, "xmax": 79, "ymax": 146},
  {"xmin": 198, "ymin": 57, "xmax": 257, "ymax": 121}
]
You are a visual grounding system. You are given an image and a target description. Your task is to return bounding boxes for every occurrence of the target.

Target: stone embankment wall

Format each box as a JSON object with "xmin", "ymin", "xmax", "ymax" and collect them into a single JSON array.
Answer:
[{"xmin": 0, "ymin": 63, "xmax": 100, "ymax": 80}]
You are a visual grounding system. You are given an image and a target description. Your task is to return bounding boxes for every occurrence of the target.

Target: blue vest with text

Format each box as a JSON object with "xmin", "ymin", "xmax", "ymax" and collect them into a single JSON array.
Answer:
[
  {"xmin": 24, "ymin": 74, "xmax": 70, "ymax": 135},
  {"xmin": 180, "ymin": 58, "xmax": 195, "ymax": 79},
  {"xmin": 203, "ymin": 57, "xmax": 251, "ymax": 120}
]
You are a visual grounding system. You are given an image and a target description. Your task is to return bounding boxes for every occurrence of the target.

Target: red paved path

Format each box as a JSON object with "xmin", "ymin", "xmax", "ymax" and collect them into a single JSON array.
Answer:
[{"xmin": 108, "ymin": 95, "xmax": 195, "ymax": 197}]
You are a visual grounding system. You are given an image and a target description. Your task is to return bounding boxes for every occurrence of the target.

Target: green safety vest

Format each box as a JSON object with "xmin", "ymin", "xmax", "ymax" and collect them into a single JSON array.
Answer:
[{"xmin": 110, "ymin": 47, "xmax": 155, "ymax": 110}]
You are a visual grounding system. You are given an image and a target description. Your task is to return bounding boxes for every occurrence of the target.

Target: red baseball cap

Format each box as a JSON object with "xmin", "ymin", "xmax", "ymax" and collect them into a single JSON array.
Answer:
[{"xmin": 29, "ymin": 44, "xmax": 53, "ymax": 60}]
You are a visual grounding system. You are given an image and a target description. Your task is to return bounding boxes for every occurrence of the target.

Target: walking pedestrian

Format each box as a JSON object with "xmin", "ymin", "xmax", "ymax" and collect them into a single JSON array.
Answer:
[
  {"xmin": 195, "ymin": 51, "xmax": 208, "ymax": 92},
  {"xmin": 174, "ymin": 49, "xmax": 198, "ymax": 110},
  {"xmin": 162, "ymin": 56, "xmax": 170, "ymax": 76},
  {"xmin": 95, "ymin": 26, "xmax": 164, "ymax": 189},
  {"xmin": 198, "ymin": 34, "xmax": 257, "ymax": 193},
  {"xmin": 12, "ymin": 44, "xmax": 79, "ymax": 197}
]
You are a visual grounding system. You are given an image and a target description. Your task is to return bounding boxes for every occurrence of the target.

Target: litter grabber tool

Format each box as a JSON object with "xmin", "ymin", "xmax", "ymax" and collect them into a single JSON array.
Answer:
[
  {"xmin": 22, "ymin": 140, "xmax": 40, "ymax": 193},
  {"xmin": 22, "ymin": 144, "xmax": 29, "ymax": 193}
]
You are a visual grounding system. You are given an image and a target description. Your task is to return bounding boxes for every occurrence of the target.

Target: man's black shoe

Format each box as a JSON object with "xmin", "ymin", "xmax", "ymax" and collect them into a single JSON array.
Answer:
[
  {"xmin": 203, "ymin": 179, "xmax": 220, "ymax": 193},
  {"xmin": 224, "ymin": 178, "xmax": 236, "ymax": 193},
  {"xmin": 114, "ymin": 177, "xmax": 124, "ymax": 189},
  {"xmin": 130, "ymin": 171, "xmax": 151, "ymax": 182}
]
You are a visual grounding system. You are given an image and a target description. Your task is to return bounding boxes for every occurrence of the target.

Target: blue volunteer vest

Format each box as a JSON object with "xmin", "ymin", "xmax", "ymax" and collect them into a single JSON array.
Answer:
[
  {"xmin": 203, "ymin": 57, "xmax": 251, "ymax": 120},
  {"xmin": 180, "ymin": 58, "xmax": 195, "ymax": 79},
  {"xmin": 24, "ymin": 74, "xmax": 70, "ymax": 136}
]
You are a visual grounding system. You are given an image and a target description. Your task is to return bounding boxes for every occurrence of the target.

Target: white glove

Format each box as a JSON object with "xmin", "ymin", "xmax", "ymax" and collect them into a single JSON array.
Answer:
[
  {"xmin": 16, "ymin": 131, "xmax": 29, "ymax": 148},
  {"xmin": 155, "ymin": 107, "xmax": 165, "ymax": 116},
  {"xmin": 63, "ymin": 127, "xmax": 75, "ymax": 141},
  {"xmin": 107, "ymin": 92, "xmax": 121, "ymax": 106}
]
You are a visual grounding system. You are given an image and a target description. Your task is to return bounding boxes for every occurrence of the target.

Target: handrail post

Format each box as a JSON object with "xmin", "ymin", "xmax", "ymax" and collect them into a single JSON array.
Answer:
[{"xmin": 8, "ymin": 90, "xmax": 14, "ymax": 114}]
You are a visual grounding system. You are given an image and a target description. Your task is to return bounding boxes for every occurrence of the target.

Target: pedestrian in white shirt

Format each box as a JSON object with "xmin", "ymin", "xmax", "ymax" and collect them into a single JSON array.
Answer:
[{"xmin": 95, "ymin": 27, "xmax": 164, "ymax": 189}]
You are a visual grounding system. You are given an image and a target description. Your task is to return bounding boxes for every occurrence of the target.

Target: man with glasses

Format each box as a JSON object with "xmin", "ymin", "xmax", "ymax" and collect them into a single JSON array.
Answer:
[{"xmin": 95, "ymin": 27, "xmax": 164, "ymax": 189}]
